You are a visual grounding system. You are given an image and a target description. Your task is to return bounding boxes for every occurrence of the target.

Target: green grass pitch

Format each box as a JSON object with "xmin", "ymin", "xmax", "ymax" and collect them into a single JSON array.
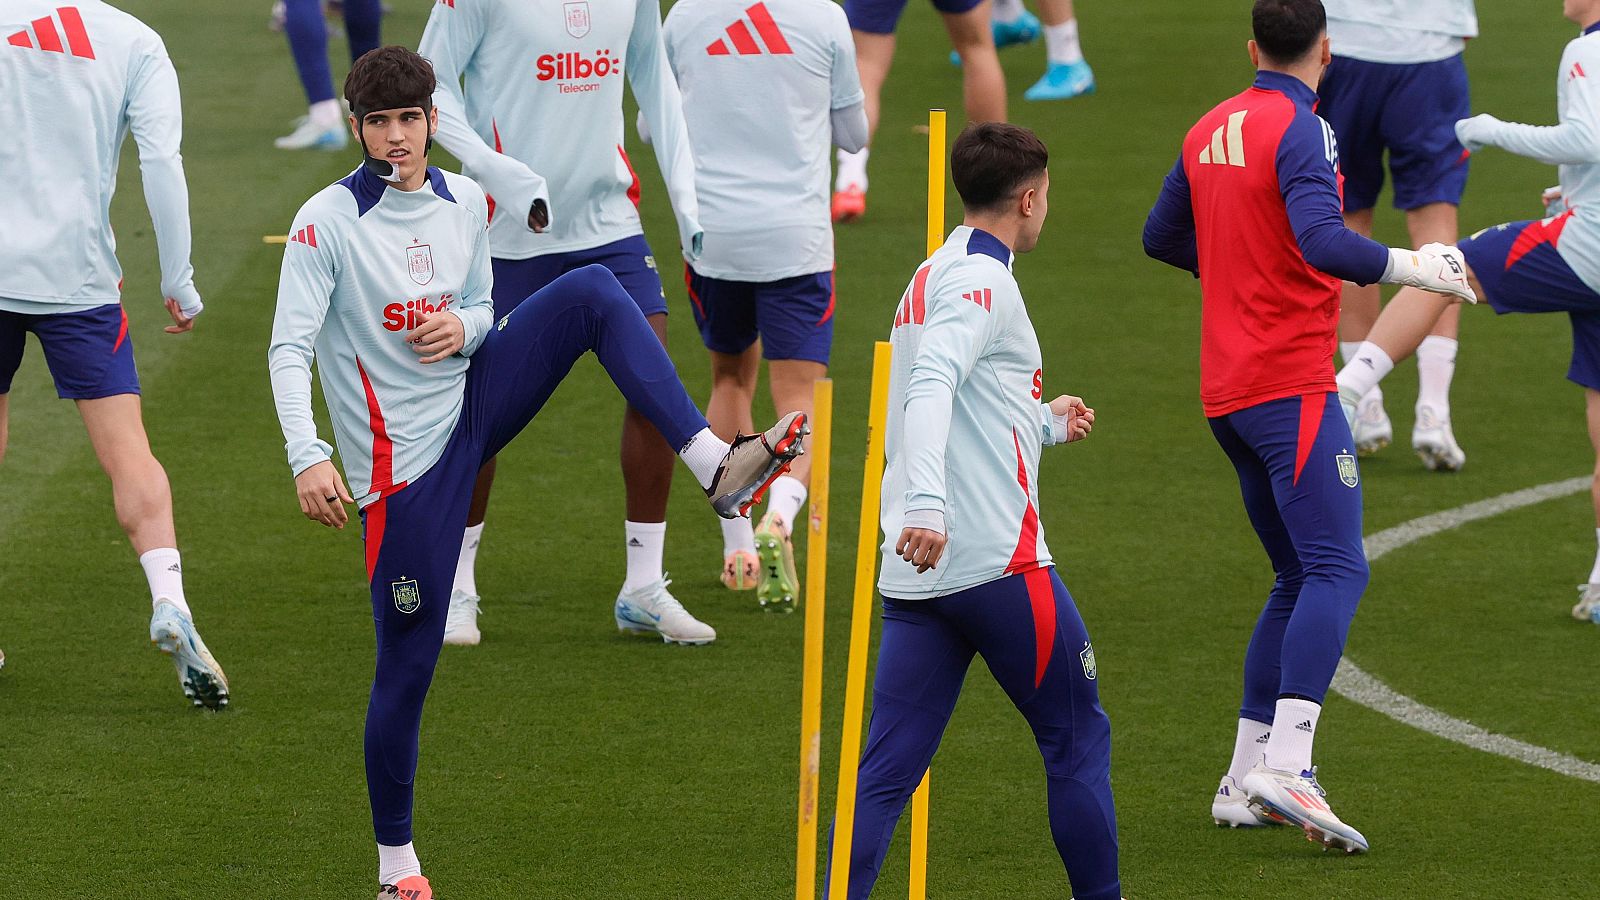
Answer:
[{"xmin": 1, "ymin": 1, "xmax": 1597, "ymax": 897}]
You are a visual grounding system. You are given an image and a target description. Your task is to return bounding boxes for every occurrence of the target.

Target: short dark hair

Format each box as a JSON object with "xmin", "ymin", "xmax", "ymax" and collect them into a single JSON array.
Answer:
[
  {"xmin": 1251, "ymin": 0, "xmax": 1326, "ymax": 65},
  {"xmin": 950, "ymin": 122, "xmax": 1048, "ymax": 212},
  {"xmin": 343, "ymin": 45, "xmax": 436, "ymax": 118}
]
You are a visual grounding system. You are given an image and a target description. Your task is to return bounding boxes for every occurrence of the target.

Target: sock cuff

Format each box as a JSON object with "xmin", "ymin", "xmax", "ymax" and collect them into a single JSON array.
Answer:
[
  {"xmin": 139, "ymin": 547, "xmax": 180, "ymax": 566},
  {"xmin": 625, "ymin": 520, "xmax": 667, "ymax": 534},
  {"xmin": 464, "ymin": 522, "xmax": 485, "ymax": 538},
  {"xmin": 1417, "ymin": 334, "xmax": 1459, "ymax": 354}
]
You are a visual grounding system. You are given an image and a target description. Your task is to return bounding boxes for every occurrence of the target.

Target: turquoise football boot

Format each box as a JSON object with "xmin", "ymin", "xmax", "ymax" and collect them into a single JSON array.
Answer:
[
  {"xmin": 1024, "ymin": 59, "xmax": 1096, "ymax": 101},
  {"xmin": 949, "ymin": 9, "xmax": 1040, "ymax": 64}
]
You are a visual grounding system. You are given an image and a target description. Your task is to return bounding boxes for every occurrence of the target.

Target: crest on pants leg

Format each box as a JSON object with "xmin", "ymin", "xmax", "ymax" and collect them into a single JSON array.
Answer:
[
  {"xmin": 1336, "ymin": 453, "xmax": 1359, "ymax": 488},
  {"xmin": 1079, "ymin": 642, "xmax": 1097, "ymax": 680},
  {"xmin": 392, "ymin": 577, "xmax": 422, "ymax": 614}
]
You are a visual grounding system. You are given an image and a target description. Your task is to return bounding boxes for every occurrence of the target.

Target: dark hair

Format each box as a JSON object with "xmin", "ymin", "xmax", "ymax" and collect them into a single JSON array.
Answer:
[
  {"xmin": 343, "ymin": 45, "xmax": 436, "ymax": 117},
  {"xmin": 950, "ymin": 122, "xmax": 1049, "ymax": 212},
  {"xmin": 1251, "ymin": 0, "xmax": 1326, "ymax": 64}
]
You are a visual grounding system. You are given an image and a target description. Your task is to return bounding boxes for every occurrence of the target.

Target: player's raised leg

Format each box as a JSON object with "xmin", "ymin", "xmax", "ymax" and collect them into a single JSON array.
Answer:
[{"xmin": 1023, "ymin": 0, "xmax": 1096, "ymax": 101}]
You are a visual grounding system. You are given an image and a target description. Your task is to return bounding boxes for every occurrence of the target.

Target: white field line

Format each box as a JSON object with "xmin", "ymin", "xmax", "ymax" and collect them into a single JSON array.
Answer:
[{"xmin": 1332, "ymin": 476, "xmax": 1600, "ymax": 782}]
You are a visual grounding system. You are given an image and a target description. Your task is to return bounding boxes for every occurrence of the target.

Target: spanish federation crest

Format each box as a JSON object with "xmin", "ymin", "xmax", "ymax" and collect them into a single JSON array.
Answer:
[
  {"xmin": 392, "ymin": 577, "xmax": 422, "ymax": 614},
  {"xmin": 564, "ymin": 1, "xmax": 591, "ymax": 38},
  {"xmin": 1079, "ymin": 642, "xmax": 1097, "ymax": 681},
  {"xmin": 1336, "ymin": 453, "xmax": 1359, "ymax": 488},
  {"xmin": 406, "ymin": 243, "xmax": 434, "ymax": 286}
]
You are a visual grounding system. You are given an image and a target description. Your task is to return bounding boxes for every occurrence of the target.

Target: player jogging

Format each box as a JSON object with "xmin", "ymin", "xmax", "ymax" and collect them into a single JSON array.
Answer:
[
  {"xmin": 657, "ymin": 0, "xmax": 866, "ymax": 607},
  {"xmin": 1318, "ymin": 0, "xmax": 1478, "ymax": 469},
  {"xmin": 419, "ymin": 0, "xmax": 710, "ymax": 648},
  {"xmin": 1337, "ymin": 0, "xmax": 1600, "ymax": 623},
  {"xmin": 267, "ymin": 47, "xmax": 805, "ymax": 899},
  {"xmin": 826, "ymin": 123, "xmax": 1119, "ymax": 900},
  {"xmin": 1, "ymin": 0, "xmax": 229, "ymax": 708},
  {"xmin": 1142, "ymin": 0, "xmax": 1474, "ymax": 853}
]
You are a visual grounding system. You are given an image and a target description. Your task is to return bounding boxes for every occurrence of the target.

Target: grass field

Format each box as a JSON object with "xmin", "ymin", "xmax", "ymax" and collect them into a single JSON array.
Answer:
[{"xmin": 2, "ymin": 1, "xmax": 1597, "ymax": 897}]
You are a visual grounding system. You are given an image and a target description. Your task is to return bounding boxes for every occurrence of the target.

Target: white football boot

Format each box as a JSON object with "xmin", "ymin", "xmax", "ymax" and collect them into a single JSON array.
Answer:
[
  {"xmin": 1241, "ymin": 761, "xmax": 1368, "ymax": 853},
  {"xmin": 705, "ymin": 412, "xmax": 808, "ymax": 519},
  {"xmin": 614, "ymin": 576, "xmax": 716, "ymax": 645},
  {"xmin": 1412, "ymin": 404, "xmax": 1465, "ymax": 472},
  {"xmin": 274, "ymin": 115, "xmax": 348, "ymax": 151},
  {"xmin": 1351, "ymin": 393, "xmax": 1392, "ymax": 457},
  {"xmin": 443, "ymin": 590, "xmax": 482, "ymax": 646},
  {"xmin": 149, "ymin": 601, "xmax": 230, "ymax": 709},
  {"xmin": 1212, "ymin": 776, "xmax": 1284, "ymax": 827},
  {"xmin": 1573, "ymin": 584, "xmax": 1600, "ymax": 622}
]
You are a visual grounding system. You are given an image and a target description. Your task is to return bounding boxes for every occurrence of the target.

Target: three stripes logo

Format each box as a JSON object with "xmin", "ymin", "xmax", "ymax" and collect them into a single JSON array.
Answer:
[
  {"xmin": 289, "ymin": 224, "xmax": 319, "ymax": 248},
  {"xmin": 1285, "ymin": 786, "xmax": 1331, "ymax": 813},
  {"xmin": 7, "ymin": 6, "xmax": 94, "ymax": 58},
  {"xmin": 962, "ymin": 288, "xmax": 992, "ymax": 312},
  {"xmin": 706, "ymin": 2, "xmax": 792, "ymax": 56},
  {"xmin": 1196, "ymin": 110, "xmax": 1247, "ymax": 168}
]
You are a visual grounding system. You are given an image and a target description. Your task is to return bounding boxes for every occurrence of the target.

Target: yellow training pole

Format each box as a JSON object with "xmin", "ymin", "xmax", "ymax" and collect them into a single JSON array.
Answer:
[
  {"xmin": 908, "ymin": 106, "xmax": 946, "ymax": 900},
  {"xmin": 827, "ymin": 341, "xmax": 893, "ymax": 900},
  {"xmin": 796, "ymin": 377, "xmax": 833, "ymax": 900}
]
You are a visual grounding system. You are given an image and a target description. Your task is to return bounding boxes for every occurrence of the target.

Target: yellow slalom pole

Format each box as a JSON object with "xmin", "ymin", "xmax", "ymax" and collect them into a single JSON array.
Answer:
[
  {"xmin": 263, "ymin": 235, "xmax": 289, "ymax": 244},
  {"xmin": 908, "ymin": 106, "xmax": 946, "ymax": 900},
  {"xmin": 796, "ymin": 378, "xmax": 833, "ymax": 900},
  {"xmin": 827, "ymin": 341, "xmax": 893, "ymax": 900}
]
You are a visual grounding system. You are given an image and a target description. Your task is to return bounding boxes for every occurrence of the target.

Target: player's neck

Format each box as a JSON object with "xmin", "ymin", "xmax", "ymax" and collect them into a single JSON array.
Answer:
[
  {"xmin": 1255, "ymin": 62, "xmax": 1321, "ymax": 93},
  {"xmin": 960, "ymin": 215, "xmax": 1021, "ymax": 254}
]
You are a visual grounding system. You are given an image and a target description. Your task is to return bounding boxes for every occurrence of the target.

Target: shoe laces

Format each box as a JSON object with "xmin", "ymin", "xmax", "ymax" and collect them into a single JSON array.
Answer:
[
  {"xmin": 1301, "ymin": 765, "xmax": 1328, "ymax": 798},
  {"xmin": 643, "ymin": 576, "xmax": 688, "ymax": 614},
  {"xmin": 448, "ymin": 593, "xmax": 480, "ymax": 622}
]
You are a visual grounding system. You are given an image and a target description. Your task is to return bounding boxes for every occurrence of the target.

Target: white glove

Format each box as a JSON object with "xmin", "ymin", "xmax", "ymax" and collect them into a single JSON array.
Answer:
[
  {"xmin": 1455, "ymin": 114, "xmax": 1502, "ymax": 154},
  {"xmin": 1384, "ymin": 243, "xmax": 1477, "ymax": 303}
]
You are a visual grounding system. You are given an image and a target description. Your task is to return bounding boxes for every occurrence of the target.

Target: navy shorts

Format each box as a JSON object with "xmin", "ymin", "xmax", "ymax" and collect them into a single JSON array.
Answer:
[
  {"xmin": 1459, "ymin": 212, "xmax": 1600, "ymax": 390},
  {"xmin": 844, "ymin": 0, "xmax": 983, "ymax": 35},
  {"xmin": 684, "ymin": 265, "xmax": 834, "ymax": 364},
  {"xmin": 1317, "ymin": 54, "xmax": 1471, "ymax": 212},
  {"xmin": 0, "ymin": 304, "xmax": 140, "ymax": 399},
  {"xmin": 490, "ymin": 234, "xmax": 667, "ymax": 320}
]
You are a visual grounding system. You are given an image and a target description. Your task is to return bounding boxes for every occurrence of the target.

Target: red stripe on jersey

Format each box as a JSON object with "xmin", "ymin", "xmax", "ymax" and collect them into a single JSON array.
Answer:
[
  {"xmin": 1506, "ymin": 209, "xmax": 1574, "ymax": 270},
  {"xmin": 32, "ymin": 15, "xmax": 63, "ymax": 52},
  {"xmin": 1292, "ymin": 392, "xmax": 1324, "ymax": 485},
  {"xmin": 57, "ymin": 7, "xmax": 93, "ymax": 58},
  {"xmin": 113, "ymin": 306, "xmax": 128, "ymax": 353},
  {"xmin": 7, "ymin": 30, "xmax": 32, "ymax": 47},
  {"xmin": 1004, "ymin": 429, "xmax": 1043, "ymax": 575},
  {"xmin": 357, "ymin": 359, "xmax": 395, "ymax": 495},
  {"xmin": 1023, "ymin": 567, "xmax": 1055, "ymax": 688},
  {"xmin": 683, "ymin": 263, "xmax": 705, "ymax": 318},
  {"xmin": 746, "ymin": 3, "xmax": 792, "ymax": 54},
  {"xmin": 909, "ymin": 264, "xmax": 930, "ymax": 325},
  {"xmin": 816, "ymin": 266, "xmax": 835, "ymax": 325},
  {"xmin": 726, "ymin": 20, "xmax": 761, "ymax": 54},
  {"xmin": 706, "ymin": 37, "xmax": 730, "ymax": 55},
  {"xmin": 364, "ymin": 497, "xmax": 387, "ymax": 580},
  {"xmin": 617, "ymin": 145, "xmax": 641, "ymax": 208}
]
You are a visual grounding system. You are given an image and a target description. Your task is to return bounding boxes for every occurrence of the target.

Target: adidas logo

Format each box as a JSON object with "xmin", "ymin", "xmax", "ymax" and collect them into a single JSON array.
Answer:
[
  {"xmin": 1295, "ymin": 719, "xmax": 1314, "ymax": 733},
  {"xmin": 705, "ymin": 2, "xmax": 792, "ymax": 56},
  {"xmin": 6, "ymin": 6, "xmax": 95, "ymax": 58},
  {"xmin": 1255, "ymin": 732, "xmax": 1270, "ymax": 744},
  {"xmin": 167, "ymin": 563, "xmax": 182, "ymax": 573},
  {"xmin": 289, "ymin": 224, "xmax": 319, "ymax": 248},
  {"xmin": 628, "ymin": 538, "xmax": 644, "ymax": 547},
  {"xmin": 961, "ymin": 288, "xmax": 993, "ymax": 311},
  {"xmin": 1196, "ymin": 110, "xmax": 1247, "ymax": 168}
]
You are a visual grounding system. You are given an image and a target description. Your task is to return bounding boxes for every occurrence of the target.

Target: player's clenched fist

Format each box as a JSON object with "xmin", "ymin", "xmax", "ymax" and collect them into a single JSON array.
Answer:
[
  {"xmin": 896, "ymin": 528, "xmax": 947, "ymax": 574},
  {"xmin": 407, "ymin": 310, "xmax": 466, "ymax": 363},
  {"xmin": 295, "ymin": 459, "xmax": 354, "ymax": 529},
  {"xmin": 1049, "ymin": 394, "xmax": 1095, "ymax": 443}
]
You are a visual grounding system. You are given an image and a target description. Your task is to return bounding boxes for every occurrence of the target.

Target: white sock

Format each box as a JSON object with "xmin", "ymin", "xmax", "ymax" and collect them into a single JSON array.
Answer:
[
  {"xmin": 624, "ymin": 520, "xmax": 667, "ymax": 591},
  {"xmin": 836, "ymin": 148, "xmax": 869, "ymax": 193},
  {"xmin": 377, "ymin": 842, "xmax": 421, "ymax": 886},
  {"xmin": 1589, "ymin": 528, "xmax": 1600, "ymax": 584},
  {"xmin": 140, "ymin": 548, "xmax": 190, "ymax": 618},
  {"xmin": 1335, "ymin": 341, "xmax": 1395, "ymax": 402},
  {"xmin": 1415, "ymin": 335, "xmax": 1458, "ymax": 418},
  {"xmin": 991, "ymin": 0, "xmax": 1025, "ymax": 24},
  {"xmin": 679, "ymin": 427, "xmax": 731, "ymax": 491},
  {"xmin": 453, "ymin": 523, "xmax": 484, "ymax": 597},
  {"xmin": 766, "ymin": 475, "xmax": 808, "ymax": 533},
  {"xmin": 1044, "ymin": 19, "xmax": 1083, "ymax": 65},
  {"xmin": 1225, "ymin": 718, "xmax": 1272, "ymax": 786},
  {"xmin": 310, "ymin": 98, "xmax": 343, "ymax": 128},
  {"xmin": 1265, "ymin": 698, "xmax": 1321, "ymax": 773},
  {"xmin": 721, "ymin": 516, "xmax": 756, "ymax": 556}
]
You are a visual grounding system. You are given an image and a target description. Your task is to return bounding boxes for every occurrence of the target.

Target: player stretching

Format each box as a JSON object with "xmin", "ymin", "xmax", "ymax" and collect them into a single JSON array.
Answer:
[
  {"xmin": 827, "ymin": 123, "xmax": 1119, "ymax": 899},
  {"xmin": 830, "ymin": 0, "xmax": 1006, "ymax": 222},
  {"xmin": 1, "ymin": 0, "xmax": 229, "ymax": 708},
  {"xmin": 658, "ymin": 0, "xmax": 866, "ymax": 606},
  {"xmin": 1319, "ymin": 0, "xmax": 1479, "ymax": 469},
  {"xmin": 419, "ymin": 0, "xmax": 710, "ymax": 647},
  {"xmin": 1338, "ymin": 0, "xmax": 1600, "ymax": 622},
  {"xmin": 1143, "ymin": 0, "xmax": 1473, "ymax": 852},
  {"xmin": 267, "ymin": 47, "xmax": 804, "ymax": 899}
]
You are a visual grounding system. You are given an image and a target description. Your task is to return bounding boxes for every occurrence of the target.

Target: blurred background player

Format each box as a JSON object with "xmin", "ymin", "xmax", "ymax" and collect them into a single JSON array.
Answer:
[
  {"xmin": 828, "ymin": 123, "xmax": 1118, "ymax": 900},
  {"xmin": 1, "ymin": 0, "xmax": 229, "ymax": 708},
  {"xmin": 657, "ymin": 0, "xmax": 867, "ymax": 607},
  {"xmin": 273, "ymin": 0, "xmax": 383, "ymax": 150},
  {"xmin": 419, "ymin": 0, "xmax": 709, "ymax": 646},
  {"xmin": 953, "ymin": 0, "xmax": 1096, "ymax": 101},
  {"xmin": 1143, "ymin": 0, "xmax": 1473, "ymax": 852},
  {"xmin": 1337, "ymin": 0, "xmax": 1600, "ymax": 623},
  {"xmin": 267, "ymin": 47, "xmax": 805, "ymax": 898},
  {"xmin": 1318, "ymin": 0, "xmax": 1478, "ymax": 470},
  {"xmin": 831, "ymin": 0, "xmax": 1006, "ymax": 222}
]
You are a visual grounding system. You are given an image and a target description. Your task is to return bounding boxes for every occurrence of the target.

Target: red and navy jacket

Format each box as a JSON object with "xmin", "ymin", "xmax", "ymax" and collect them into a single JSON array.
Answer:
[{"xmin": 1143, "ymin": 70, "xmax": 1390, "ymax": 418}]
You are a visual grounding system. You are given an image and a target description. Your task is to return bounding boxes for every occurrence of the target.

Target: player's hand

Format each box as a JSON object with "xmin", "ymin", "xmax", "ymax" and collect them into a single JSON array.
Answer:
[
  {"xmin": 408, "ymin": 310, "xmax": 466, "ymax": 363},
  {"xmin": 1454, "ymin": 114, "xmax": 1501, "ymax": 154},
  {"xmin": 528, "ymin": 198, "xmax": 549, "ymax": 233},
  {"xmin": 1386, "ymin": 244, "xmax": 1477, "ymax": 304},
  {"xmin": 164, "ymin": 297, "xmax": 197, "ymax": 334},
  {"xmin": 896, "ymin": 528, "xmax": 947, "ymax": 574},
  {"xmin": 1543, "ymin": 185, "xmax": 1567, "ymax": 217},
  {"xmin": 1049, "ymin": 394, "xmax": 1095, "ymax": 443},
  {"xmin": 295, "ymin": 460, "xmax": 353, "ymax": 529}
]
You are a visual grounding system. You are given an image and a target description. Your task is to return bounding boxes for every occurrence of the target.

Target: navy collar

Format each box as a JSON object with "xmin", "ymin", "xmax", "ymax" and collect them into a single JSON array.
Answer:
[
  {"xmin": 965, "ymin": 227, "xmax": 1013, "ymax": 267},
  {"xmin": 1586, "ymin": 20, "xmax": 1600, "ymax": 35},
  {"xmin": 338, "ymin": 165, "xmax": 455, "ymax": 217},
  {"xmin": 1252, "ymin": 69, "xmax": 1318, "ymax": 108}
]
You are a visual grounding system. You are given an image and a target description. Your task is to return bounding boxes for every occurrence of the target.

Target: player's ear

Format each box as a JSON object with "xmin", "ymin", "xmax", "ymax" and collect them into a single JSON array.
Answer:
[
  {"xmin": 348, "ymin": 114, "xmax": 361, "ymax": 146},
  {"xmin": 1247, "ymin": 39, "xmax": 1260, "ymax": 69},
  {"xmin": 1020, "ymin": 186, "xmax": 1035, "ymax": 217},
  {"xmin": 1319, "ymin": 33, "xmax": 1331, "ymax": 67},
  {"xmin": 428, "ymin": 106, "xmax": 439, "ymax": 137}
]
